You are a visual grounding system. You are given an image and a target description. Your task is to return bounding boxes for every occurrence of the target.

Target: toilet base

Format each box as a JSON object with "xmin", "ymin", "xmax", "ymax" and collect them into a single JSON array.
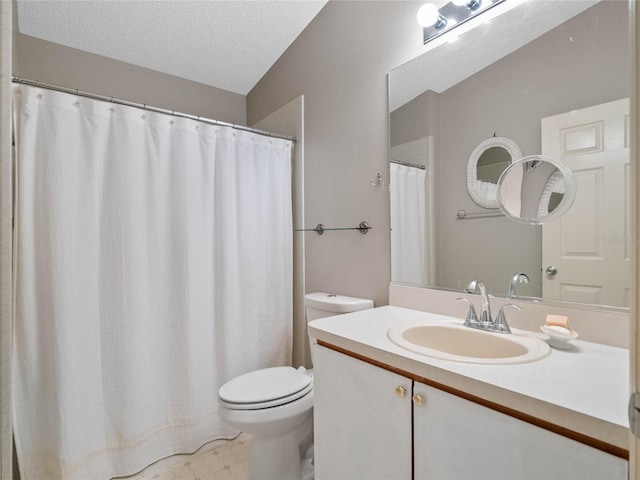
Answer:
[{"xmin": 248, "ymin": 413, "xmax": 313, "ymax": 480}]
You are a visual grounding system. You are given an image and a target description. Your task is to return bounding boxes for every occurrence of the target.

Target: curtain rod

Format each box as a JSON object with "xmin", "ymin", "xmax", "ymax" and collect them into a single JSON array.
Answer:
[
  {"xmin": 12, "ymin": 77, "xmax": 297, "ymax": 144},
  {"xmin": 390, "ymin": 159, "xmax": 426, "ymax": 170}
]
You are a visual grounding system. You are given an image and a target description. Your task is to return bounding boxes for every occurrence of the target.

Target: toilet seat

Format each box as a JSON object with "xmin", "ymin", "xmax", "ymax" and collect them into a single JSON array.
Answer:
[{"xmin": 219, "ymin": 366, "xmax": 313, "ymax": 410}]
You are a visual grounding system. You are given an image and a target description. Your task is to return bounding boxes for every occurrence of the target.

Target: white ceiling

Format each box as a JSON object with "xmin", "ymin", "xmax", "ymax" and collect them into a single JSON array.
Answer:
[{"xmin": 17, "ymin": 0, "xmax": 328, "ymax": 96}]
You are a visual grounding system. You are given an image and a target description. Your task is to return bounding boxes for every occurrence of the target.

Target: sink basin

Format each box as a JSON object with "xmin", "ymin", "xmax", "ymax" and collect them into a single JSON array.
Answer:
[{"xmin": 387, "ymin": 322, "xmax": 550, "ymax": 364}]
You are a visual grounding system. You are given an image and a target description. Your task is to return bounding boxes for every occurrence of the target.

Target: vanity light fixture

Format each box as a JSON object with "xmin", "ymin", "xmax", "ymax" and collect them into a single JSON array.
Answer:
[
  {"xmin": 452, "ymin": 0, "xmax": 482, "ymax": 11},
  {"xmin": 420, "ymin": 0, "xmax": 506, "ymax": 44}
]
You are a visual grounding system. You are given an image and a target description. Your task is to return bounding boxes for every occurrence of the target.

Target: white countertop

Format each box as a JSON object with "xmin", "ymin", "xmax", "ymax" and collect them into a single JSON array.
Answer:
[{"xmin": 309, "ymin": 305, "xmax": 630, "ymax": 451}]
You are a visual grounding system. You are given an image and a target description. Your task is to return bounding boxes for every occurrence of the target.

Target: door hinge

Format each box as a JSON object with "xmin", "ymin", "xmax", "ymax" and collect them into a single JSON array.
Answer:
[{"xmin": 628, "ymin": 392, "xmax": 640, "ymax": 438}]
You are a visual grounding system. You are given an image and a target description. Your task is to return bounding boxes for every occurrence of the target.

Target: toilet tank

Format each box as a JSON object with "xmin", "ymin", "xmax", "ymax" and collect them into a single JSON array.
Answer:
[
  {"xmin": 305, "ymin": 292, "xmax": 374, "ymax": 366},
  {"xmin": 304, "ymin": 292, "xmax": 374, "ymax": 321}
]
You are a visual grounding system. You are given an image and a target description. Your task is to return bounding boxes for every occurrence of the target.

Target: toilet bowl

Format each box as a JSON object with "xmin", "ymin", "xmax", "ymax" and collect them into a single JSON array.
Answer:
[
  {"xmin": 217, "ymin": 292, "xmax": 374, "ymax": 480},
  {"xmin": 218, "ymin": 366, "xmax": 314, "ymax": 480}
]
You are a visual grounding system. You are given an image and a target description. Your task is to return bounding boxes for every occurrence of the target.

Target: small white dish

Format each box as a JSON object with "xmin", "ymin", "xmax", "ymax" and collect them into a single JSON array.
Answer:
[{"xmin": 540, "ymin": 325, "xmax": 578, "ymax": 349}]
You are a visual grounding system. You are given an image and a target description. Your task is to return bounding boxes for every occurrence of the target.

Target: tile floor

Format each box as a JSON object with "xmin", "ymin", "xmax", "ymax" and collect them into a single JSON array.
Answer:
[{"xmin": 124, "ymin": 434, "xmax": 251, "ymax": 480}]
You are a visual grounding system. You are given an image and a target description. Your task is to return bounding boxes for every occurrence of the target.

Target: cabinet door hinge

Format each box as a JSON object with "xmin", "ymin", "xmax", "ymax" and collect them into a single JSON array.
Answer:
[{"xmin": 628, "ymin": 392, "xmax": 640, "ymax": 438}]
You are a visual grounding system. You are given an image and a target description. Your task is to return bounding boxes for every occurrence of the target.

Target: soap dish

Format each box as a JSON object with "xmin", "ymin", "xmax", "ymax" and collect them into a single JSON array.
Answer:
[{"xmin": 540, "ymin": 325, "xmax": 578, "ymax": 349}]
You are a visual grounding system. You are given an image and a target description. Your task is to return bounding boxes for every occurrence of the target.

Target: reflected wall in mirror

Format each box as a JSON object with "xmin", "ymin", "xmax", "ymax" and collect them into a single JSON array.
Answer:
[
  {"xmin": 467, "ymin": 136, "xmax": 521, "ymax": 209},
  {"xmin": 388, "ymin": 0, "xmax": 630, "ymax": 308}
]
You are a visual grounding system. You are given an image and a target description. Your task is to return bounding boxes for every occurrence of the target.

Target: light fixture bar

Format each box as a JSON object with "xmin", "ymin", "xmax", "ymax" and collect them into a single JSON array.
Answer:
[{"xmin": 423, "ymin": 0, "xmax": 507, "ymax": 44}]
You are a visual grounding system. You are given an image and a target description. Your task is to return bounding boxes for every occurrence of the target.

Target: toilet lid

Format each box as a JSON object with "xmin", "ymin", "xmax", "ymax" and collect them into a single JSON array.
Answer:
[
  {"xmin": 218, "ymin": 383, "xmax": 313, "ymax": 410},
  {"xmin": 219, "ymin": 366, "xmax": 312, "ymax": 405}
]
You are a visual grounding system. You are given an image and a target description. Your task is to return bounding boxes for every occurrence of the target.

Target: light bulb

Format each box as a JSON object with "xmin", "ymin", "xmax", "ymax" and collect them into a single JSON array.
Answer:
[{"xmin": 417, "ymin": 3, "xmax": 440, "ymax": 27}]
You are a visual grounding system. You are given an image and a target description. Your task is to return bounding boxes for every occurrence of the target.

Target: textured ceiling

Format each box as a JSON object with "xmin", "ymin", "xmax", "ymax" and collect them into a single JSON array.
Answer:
[{"xmin": 17, "ymin": 0, "xmax": 328, "ymax": 95}]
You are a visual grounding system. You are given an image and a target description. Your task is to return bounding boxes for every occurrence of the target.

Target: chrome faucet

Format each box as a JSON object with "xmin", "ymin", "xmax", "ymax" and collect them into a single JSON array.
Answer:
[
  {"xmin": 457, "ymin": 280, "xmax": 517, "ymax": 334},
  {"xmin": 465, "ymin": 280, "xmax": 492, "ymax": 323},
  {"xmin": 508, "ymin": 273, "xmax": 530, "ymax": 298}
]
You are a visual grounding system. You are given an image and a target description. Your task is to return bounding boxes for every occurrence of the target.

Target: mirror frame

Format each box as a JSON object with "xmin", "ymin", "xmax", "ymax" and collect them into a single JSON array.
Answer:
[{"xmin": 466, "ymin": 136, "xmax": 522, "ymax": 209}]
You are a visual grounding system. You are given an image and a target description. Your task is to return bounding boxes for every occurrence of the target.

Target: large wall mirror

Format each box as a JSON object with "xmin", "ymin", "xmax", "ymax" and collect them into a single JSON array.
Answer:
[{"xmin": 388, "ymin": 0, "xmax": 630, "ymax": 309}]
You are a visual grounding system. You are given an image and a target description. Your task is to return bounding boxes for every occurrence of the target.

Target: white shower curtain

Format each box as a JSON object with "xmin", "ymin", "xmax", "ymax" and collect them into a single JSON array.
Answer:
[
  {"xmin": 390, "ymin": 163, "xmax": 427, "ymax": 285},
  {"xmin": 12, "ymin": 85, "xmax": 293, "ymax": 480}
]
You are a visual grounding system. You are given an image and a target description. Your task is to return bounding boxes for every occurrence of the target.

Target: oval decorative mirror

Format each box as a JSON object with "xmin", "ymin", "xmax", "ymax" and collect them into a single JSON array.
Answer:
[
  {"xmin": 497, "ymin": 155, "xmax": 577, "ymax": 225},
  {"xmin": 467, "ymin": 136, "xmax": 522, "ymax": 208}
]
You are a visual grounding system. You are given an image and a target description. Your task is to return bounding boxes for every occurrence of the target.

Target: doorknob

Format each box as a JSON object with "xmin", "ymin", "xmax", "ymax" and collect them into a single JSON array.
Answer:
[{"xmin": 545, "ymin": 266, "xmax": 558, "ymax": 276}]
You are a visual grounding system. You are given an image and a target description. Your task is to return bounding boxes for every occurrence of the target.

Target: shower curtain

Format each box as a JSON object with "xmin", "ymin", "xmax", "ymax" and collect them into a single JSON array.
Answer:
[
  {"xmin": 12, "ymin": 85, "xmax": 293, "ymax": 480},
  {"xmin": 390, "ymin": 163, "xmax": 427, "ymax": 285}
]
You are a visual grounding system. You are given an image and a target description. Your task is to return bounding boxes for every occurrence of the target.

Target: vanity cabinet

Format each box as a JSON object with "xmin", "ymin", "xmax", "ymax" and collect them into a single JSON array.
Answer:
[
  {"xmin": 313, "ymin": 344, "xmax": 628, "ymax": 480},
  {"xmin": 313, "ymin": 343, "xmax": 412, "ymax": 478},
  {"xmin": 413, "ymin": 382, "xmax": 627, "ymax": 479}
]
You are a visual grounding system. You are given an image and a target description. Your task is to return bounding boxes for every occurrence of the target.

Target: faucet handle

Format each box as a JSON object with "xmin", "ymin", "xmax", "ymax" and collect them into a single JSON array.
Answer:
[
  {"xmin": 495, "ymin": 304, "xmax": 522, "ymax": 333},
  {"xmin": 456, "ymin": 297, "xmax": 478, "ymax": 327}
]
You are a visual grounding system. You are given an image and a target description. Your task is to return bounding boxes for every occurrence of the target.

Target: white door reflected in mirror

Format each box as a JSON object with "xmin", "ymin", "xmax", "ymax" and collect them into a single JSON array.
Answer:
[{"xmin": 497, "ymin": 155, "xmax": 576, "ymax": 225}]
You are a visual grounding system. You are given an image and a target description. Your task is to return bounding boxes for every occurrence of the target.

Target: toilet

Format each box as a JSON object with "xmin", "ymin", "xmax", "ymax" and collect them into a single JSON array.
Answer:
[{"xmin": 217, "ymin": 292, "xmax": 374, "ymax": 480}]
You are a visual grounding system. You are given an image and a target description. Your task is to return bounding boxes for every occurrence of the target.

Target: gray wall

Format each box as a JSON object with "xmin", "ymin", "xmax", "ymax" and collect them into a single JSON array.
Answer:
[
  {"xmin": 436, "ymin": 0, "xmax": 629, "ymax": 296},
  {"xmin": 252, "ymin": 96, "xmax": 309, "ymax": 368},
  {"xmin": 14, "ymin": 33, "xmax": 246, "ymax": 125},
  {"xmin": 390, "ymin": 89, "xmax": 439, "ymax": 148},
  {"xmin": 247, "ymin": 1, "xmax": 426, "ymax": 306}
]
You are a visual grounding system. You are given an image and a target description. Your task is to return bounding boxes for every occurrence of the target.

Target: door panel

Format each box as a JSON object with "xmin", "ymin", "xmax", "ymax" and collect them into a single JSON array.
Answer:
[{"xmin": 542, "ymin": 98, "xmax": 630, "ymax": 307}]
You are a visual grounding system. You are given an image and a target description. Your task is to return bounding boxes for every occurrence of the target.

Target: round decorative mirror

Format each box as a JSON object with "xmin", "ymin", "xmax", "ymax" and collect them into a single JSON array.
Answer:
[
  {"xmin": 496, "ymin": 155, "xmax": 576, "ymax": 225},
  {"xmin": 466, "ymin": 136, "xmax": 522, "ymax": 208}
]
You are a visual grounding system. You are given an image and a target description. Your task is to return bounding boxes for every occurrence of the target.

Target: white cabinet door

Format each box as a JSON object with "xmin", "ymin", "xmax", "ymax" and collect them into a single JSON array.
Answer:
[
  {"xmin": 413, "ymin": 382, "xmax": 627, "ymax": 479},
  {"xmin": 313, "ymin": 345, "xmax": 412, "ymax": 480}
]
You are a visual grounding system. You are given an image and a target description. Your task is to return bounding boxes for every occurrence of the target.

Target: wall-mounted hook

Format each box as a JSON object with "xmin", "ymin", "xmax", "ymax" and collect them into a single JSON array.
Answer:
[{"xmin": 370, "ymin": 172, "xmax": 383, "ymax": 186}]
